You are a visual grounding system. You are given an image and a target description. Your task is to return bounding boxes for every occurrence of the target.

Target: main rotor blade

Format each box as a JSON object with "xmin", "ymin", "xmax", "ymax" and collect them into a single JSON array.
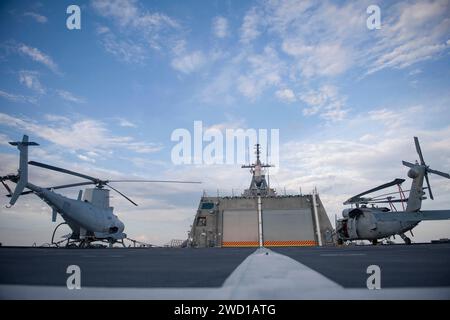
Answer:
[
  {"xmin": 414, "ymin": 136, "xmax": 425, "ymax": 165},
  {"xmin": 106, "ymin": 183, "xmax": 138, "ymax": 206},
  {"xmin": 344, "ymin": 178, "xmax": 405, "ymax": 205},
  {"xmin": 427, "ymin": 168, "xmax": 450, "ymax": 179},
  {"xmin": 6, "ymin": 182, "xmax": 95, "ymax": 197},
  {"xmin": 402, "ymin": 160, "xmax": 415, "ymax": 168},
  {"xmin": 371, "ymin": 187, "xmax": 427, "ymax": 200},
  {"xmin": 49, "ymin": 182, "xmax": 96, "ymax": 190},
  {"xmin": 424, "ymin": 172, "xmax": 434, "ymax": 200},
  {"xmin": 29, "ymin": 161, "xmax": 98, "ymax": 182},
  {"xmin": 107, "ymin": 180, "xmax": 201, "ymax": 184}
]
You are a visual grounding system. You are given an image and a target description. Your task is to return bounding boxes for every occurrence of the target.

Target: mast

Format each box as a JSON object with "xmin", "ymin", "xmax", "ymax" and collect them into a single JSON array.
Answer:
[{"xmin": 241, "ymin": 144, "xmax": 276, "ymax": 197}]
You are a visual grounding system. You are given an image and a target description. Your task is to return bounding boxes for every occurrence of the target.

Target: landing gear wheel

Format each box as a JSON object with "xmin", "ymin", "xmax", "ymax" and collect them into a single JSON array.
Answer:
[
  {"xmin": 372, "ymin": 239, "xmax": 378, "ymax": 245},
  {"xmin": 337, "ymin": 238, "xmax": 344, "ymax": 245},
  {"xmin": 404, "ymin": 237, "xmax": 411, "ymax": 245}
]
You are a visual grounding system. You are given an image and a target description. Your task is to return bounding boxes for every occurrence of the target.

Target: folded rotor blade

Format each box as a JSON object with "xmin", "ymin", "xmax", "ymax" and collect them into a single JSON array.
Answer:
[
  {"xmin": 427, "ymin": 168, "xmax": 450, "ymax": 179},
  {"xmin": 106, "ymin": 183, "xmax": 138, "ymax": 206},
  {"xmin": 424, "ymin": 173, "xmax": 434, "ymax": 200},
  {"xmin": 414, "ymin": 137, "xmax": 425, "ymax": 165},
  {"xmin": 369, "ymin": 199, "xmax": 408, "ymax": 204},
  {"xmin": 344, "ymin": 178, "xmax": 405, "ymax": 205},
  {"xmin": 29, "ymin": 161, "xmax": 98, "ymax": 182},
  {"xmin": 371, "ymin": 187, "xmax": 427, "ymax": 200}
]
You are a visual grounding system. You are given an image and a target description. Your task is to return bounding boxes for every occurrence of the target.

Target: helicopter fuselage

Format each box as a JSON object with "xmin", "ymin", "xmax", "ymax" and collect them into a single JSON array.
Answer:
[
  {"xmin": 336, "ymin": 207, "xmax": 418, "ymax": 241},
  {"xmin": 27, "ymin": 183, "xmax": 126, "ymax": 240}
]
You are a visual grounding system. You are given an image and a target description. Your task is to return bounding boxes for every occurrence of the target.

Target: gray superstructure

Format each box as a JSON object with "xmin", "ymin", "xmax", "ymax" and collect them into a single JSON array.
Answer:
[{"xmin": 189, "ymin": 144, "xmax": 334, "ymax": 248}]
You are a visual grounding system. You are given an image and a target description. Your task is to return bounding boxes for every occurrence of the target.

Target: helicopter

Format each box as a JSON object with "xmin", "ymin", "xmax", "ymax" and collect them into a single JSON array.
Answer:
[
  {"xmin": 336, "ymin": 137, "xmax": 450, "ymax": 245},
  {"xmin": 1, "ymin": 135, "xmax": 200, "ymax": 248}
]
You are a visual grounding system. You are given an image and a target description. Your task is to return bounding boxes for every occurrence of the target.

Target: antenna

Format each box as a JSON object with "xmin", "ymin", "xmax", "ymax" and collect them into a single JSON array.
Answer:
[
  {"xmin": 266, "ymin": 142, "xmax": 270, "ymax": 189},
  {"xmin": 241, "ymin": 143, "xmax": 275, "ymax": 197}
]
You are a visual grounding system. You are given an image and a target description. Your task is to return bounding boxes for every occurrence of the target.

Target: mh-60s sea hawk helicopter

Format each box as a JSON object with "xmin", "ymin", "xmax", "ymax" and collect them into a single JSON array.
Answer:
[
  {"xmin": 1, "ymin": 135, "xmax": 200, "ymax": 247},
  {"xmin": 336, "ymin": 137, "xmax": 450, "ymax": 245}
]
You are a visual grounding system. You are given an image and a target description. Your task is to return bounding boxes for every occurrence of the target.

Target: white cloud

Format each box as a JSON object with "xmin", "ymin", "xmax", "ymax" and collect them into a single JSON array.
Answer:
[
  {"xmin": 275, "ymin": 88, "xmax": 296, "ymax": 103},
  {"xmin": 240, "ymin": 7, "xmax": 261, "ymax": 44},
  {"xmin": 19, "ymin": 71, "xmax": 45, "ymax": 94},
  {"xmin": 205, "ymin": 115, "xmax": 247, "ymax": 132},
  {"xmin": 91, "ymin": 0, "xmax": 180, "ymax": 62},
  {"xmin": 77, "ymin": 154, "xmax": 96, "ymax": 163},
  {"xmin": 0, "ymin": 89, "xmax": 37, "ymax": 104},
  {"xmin": 300, "ymin": 85, "xmax": 348, "ymax": 121},
  {"xmin": 92, "ymin": 0, "xmax": 179, "ymax": 29},
  {"xmin": 200, "ymin": 66, "xmax": 237, "ymax": 105},
  {"xmin": 96, "ymin": 25, "xmax": 110, "ymax": 35},
  {"xmin": 0, "ymin": 113, "xmax": 162, "ymax": 154},
  {"xmin": 101, "ymin": 34, "xmax": 147, "ymax": 64},
  {"xmin": 24, "ymin": 12, "xmax": 48, "ymax": 23},
  {"xmin": 16, "ymin": 43, "xmax": 59, "ymax": 74},
  {"xmin": 56, "ymin": 89, "xmax": 85, "ymax": 104},
  {"xmin": 265, "ymin": 0, "xmax": 315, "ymax": 34},
  {"xmin": 365, "ymin": 0, "xmax": 450, "ymax": 74},
  {"xmin": 238, "ymin": 0, "xmax": 449, "ymax": 80},
  {"xmin": 408, "ymin": 68, "xmax": 422, "ymax": 76},
  {"xmin": 116, "ymin": 118, "xmax": 137, "ymax": 128},
  {"xmin": 282, "ymin": 40, "xmax": 351, "ymax": 77},
  {"xmin": 126, "ymin": 142, "xmax": 163, "ymax": 153},
  {"xmin": 44, "ymin": 114, "xmax": 71, "ymax": 123},
  {"xmin": 171, "ymin": 51, "xmax": 205, "ymax": 74},
  {"xmin": 0, "ymin": 133, "xmax": 12, "ymax": 146},
  {"xmin": 237, "ymin": 46, "xmax": 285, "ymax": 100},
  {"xmin": 213, "ymin": 16, "xmax": 229, "ymax": 38}
]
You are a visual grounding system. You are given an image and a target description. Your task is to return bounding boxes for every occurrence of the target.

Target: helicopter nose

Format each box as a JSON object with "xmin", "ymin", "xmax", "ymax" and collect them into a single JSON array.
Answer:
[{"xmin": 117, "ymin": 220, "xmax": 125, "ymax": 233}]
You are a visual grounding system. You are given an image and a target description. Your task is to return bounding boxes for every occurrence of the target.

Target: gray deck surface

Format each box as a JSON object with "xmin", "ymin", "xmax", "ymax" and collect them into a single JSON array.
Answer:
[
  {"xmin": 0, "ymin": 247, "xmax": 253, "ymax": 288},
  {"xmin": 274, "ymin": 243, "xmax": 450, "ymax": 288},
  {"xmin": 0, "ymin": 244, "xmax": 449, "ymax": 289}
]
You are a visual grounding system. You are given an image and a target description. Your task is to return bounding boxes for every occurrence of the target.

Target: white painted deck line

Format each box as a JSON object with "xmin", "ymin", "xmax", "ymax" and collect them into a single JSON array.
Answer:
[
  {"xmin": 221, "ymin": 248, "xmax": 450, "ymax": 299},
  {"xmin": 222, "ymin": 247, "xmax": 342, "ymax": 299},
  {"xmin": 1, "ymin": 248, "xmax": 449, "ymax": 299}
]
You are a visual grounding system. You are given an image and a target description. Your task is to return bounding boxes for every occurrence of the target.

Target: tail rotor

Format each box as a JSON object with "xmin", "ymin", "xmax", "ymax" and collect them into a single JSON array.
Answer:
[{"xmin": 403, "ymin": 137, "xmax": 450, "ymax": 200}]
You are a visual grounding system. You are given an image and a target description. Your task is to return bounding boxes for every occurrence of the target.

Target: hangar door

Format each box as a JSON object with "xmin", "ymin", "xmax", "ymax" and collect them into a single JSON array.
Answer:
[
  {"xmin": 222, "ymin": 210, "xmax": 258, "ymax": 247},
  {"xmin": 263, "ymin": 209, "xmax": 317, "ymax": 246}
]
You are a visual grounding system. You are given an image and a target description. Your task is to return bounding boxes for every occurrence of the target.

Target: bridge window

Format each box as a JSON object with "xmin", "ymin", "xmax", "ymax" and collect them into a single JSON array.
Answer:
[{"xmin": 201, "ymin": 202, "xmax": 214, "ymax": 210}]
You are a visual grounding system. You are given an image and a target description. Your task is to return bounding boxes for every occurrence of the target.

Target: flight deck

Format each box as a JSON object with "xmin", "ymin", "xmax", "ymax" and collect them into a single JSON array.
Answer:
[{"xmin": 1, "ymin": 243, "xmax": 449, "ymax": 299}]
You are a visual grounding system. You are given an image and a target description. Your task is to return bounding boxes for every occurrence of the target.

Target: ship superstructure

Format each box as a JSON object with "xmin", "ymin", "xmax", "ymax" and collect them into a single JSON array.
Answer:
[{"xmin": 189, "ymin": 144, "xmax": 334, "ymax": 247}]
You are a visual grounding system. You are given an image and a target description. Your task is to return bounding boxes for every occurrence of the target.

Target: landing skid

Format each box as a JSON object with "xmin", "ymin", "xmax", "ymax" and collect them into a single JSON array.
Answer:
[
  {"xmin": 70, "ymin": 238, "xmax": 125, "ymax": 248},
  {"xmin": 63, "ymin": 237, "xmax": 126, "ymax": 248},
  {"xmin": 399, "ymin": 233, "xmax": 412, "ymax": 245},
  {"xmin": 50, "ymin": 222, "xmax": 126, "ymax": 248}
]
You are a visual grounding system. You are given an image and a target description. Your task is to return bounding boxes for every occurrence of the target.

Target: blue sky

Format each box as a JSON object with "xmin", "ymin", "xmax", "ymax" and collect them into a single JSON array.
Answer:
[{"xmin": 0, "ymin": 0, "xmax": 449, "ymax": 245}]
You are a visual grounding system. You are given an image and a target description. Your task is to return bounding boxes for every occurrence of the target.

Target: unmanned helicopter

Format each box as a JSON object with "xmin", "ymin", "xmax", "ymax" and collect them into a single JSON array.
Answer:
[
  {"xmin": 336, "ymin": 137, "xmax": 450, "ymax": 245},
  {"xmin": 1, "ymin": 135, "xmax": 200, "ymax": 247}
]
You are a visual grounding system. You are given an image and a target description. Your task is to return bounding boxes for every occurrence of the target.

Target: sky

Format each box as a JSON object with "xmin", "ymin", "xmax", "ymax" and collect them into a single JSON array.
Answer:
[{"xmin": 0, "ymin": 0, "xmax": 449, "ymax": 246}]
